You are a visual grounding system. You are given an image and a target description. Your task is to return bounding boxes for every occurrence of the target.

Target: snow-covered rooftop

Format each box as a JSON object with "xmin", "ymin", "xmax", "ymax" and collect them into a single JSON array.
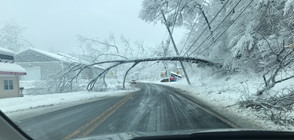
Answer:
[
  {"xmin": 0, "ymin": 47, "xmax": 15, "ymax": 56},
  {"xmin": 0, "ymin": 63, "xmax": 26, "ymax": 75},
  {"xmin": 22, "ymin": 48, "xmax": 78, "ymax": 63},
  {"xmin": 18, "ymin": 48, "xmax": 105, "ymax": 69}
]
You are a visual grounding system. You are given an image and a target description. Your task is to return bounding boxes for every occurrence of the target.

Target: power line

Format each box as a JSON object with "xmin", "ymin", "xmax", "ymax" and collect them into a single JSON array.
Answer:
[
  {"xmin": 188, "ymin": 33, "xmax": 213, "ymax": 56},
  {"xmin": 198, "ymin": 0, "xmax": 254, "ymax": 55},
  {"xmin": 180, "ymin": 20, "xmax": 197, "ymax": 54},
  {"xmin": 212, "ymin": 0, "xmax": 242, "ymax": 33},
  {"xmin": 182, "ymin": 0, "xmax": 231, "ymax": 56},
  {"xmin": 187, "ymin": 0, "xmax": 243, "ymax": 56}
]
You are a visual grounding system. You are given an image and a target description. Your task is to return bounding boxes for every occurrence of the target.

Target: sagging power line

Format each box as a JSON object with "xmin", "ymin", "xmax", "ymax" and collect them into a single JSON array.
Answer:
[
  {"xmin": 186, "ymin": 0, "xmax": 243, "ymax": 56},
  {"xmin": 197, "ymin": 0, "xmax": 254, "ymax": 56}
]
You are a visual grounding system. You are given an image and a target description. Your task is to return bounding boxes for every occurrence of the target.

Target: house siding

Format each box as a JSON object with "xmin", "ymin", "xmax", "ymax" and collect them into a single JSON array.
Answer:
[
  {"xmin": 0, "ymin": 76, "xmax": 20, "ymax": 98},
  {"xmin": 15, "ymin": 49, "xmax": 105, "ymax": 81},
  {"xmin": 17, "ymin": 61, "xmax": 63, "ymax": 80},
  {"xmin": 15, "ymin": 50, "xmax": 58, "ymax": 62}
]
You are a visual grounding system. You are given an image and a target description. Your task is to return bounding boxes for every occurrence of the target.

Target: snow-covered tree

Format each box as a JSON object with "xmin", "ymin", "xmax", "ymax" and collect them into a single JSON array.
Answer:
[
  {"xmin": 140, "ymin": 0, "xmax": 294, "ymax": 72},
  {"xmin": 0, "ymin": 23, "xmax": 31, "ymax": 52},
  {"xmin": 140, "ymin": 0, "xmax": 294, "ymax": 93}
]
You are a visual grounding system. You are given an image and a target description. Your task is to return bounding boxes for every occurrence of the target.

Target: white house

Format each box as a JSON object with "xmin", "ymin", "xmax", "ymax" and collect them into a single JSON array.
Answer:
[
  {"xmin": 0, "ymin": 47, "xmax": 26, "ymax": 98},
  {"xmin": 15, "ymin": 48, "xmax": 104, "ymax": 81}
]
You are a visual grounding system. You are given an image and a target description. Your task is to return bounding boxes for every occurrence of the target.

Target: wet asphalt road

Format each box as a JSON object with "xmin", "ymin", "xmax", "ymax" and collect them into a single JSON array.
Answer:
[{"xmin": 15, "ymin": 83, "xmax": 231, "ymax": 140}]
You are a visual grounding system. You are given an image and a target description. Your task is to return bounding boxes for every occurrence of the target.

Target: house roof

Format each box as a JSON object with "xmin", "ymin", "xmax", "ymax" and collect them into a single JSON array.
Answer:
[
  {"xmin": 17, "ymin": 48, "xmax": 105, "ymax": 69},
  {"xmin": 0, "ymin": 47, "xmax": 15, "ymax": 56},
  {"xmin": 0, "ymin": 63, "xmax": 26, "ymax": 75},
  {"xmin": 18, "ymin": 48, "xmax": 77, "ymax": 63}
]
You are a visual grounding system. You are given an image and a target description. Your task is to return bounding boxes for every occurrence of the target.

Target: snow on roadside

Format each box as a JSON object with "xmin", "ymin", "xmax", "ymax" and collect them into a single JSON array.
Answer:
[
  {"xmin": 147, "ymin": 72, "xmax": 294, "ymax": 131},
  {"xmin": 0, "ymin": 89, "xmax": 136, "ymax": 113}
]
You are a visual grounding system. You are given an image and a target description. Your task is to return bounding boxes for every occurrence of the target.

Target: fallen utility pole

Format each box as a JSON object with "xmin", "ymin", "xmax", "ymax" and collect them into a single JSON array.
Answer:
[{"xmin": 161, "ymin": 10, "xmax": 191, "ymax": 85}]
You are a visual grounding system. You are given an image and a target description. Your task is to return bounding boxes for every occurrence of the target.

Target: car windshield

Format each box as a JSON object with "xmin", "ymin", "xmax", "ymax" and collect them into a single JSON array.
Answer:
[{"xmin": 0, "ymin": 0, "xmax": 294, "ymax": 140}]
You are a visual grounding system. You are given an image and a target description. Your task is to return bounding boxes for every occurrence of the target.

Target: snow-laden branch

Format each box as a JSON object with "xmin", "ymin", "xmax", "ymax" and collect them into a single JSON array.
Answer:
[
  {"xmin": 258, "ymin": 46, "xmax": 294, "ymax": 95},
  {"xmin": 123, "ymin": 62, "xmax": 139, "ymax": 89},
  {"xmin": 60, "ymin": 56, "xmax": 222, "ymax": 91},
  {"xmin": 87, "ymin": 56, "xmax": 222, "ymax": 68}
]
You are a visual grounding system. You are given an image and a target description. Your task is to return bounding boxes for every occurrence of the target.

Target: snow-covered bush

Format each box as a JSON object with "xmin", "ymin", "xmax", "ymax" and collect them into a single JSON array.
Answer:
[{"xmin": 239, "ymin": 88, "xmax": 294, "ymax": 126}]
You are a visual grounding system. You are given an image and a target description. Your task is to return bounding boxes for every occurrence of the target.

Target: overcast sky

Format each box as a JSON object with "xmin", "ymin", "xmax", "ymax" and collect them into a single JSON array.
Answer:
[{"xmin": 0, "ymin": 0, "xmax": 184, "ymax": 54}]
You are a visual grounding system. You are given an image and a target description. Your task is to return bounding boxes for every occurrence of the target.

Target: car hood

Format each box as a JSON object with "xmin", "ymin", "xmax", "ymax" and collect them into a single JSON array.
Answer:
[{"xmin": 74, "ymin": 128, "xmax": 268, "ymax": 140}]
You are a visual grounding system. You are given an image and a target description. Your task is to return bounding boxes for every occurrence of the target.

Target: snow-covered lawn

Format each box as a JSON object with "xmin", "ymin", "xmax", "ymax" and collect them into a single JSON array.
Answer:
[
  {"xmin": 0, "ymin": 89, "xmax": 135, "ymax": 113},
  {"xmin": 150, "ymin": 72, "xmax": 294, "ymax": 131}
]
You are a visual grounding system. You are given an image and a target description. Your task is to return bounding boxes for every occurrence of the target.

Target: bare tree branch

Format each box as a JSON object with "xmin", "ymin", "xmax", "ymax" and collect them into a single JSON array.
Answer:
[
  {"xmin": 87, "ymin": 62, "xmax": 121, "ymax": 90},
  {"xmin": 257, "ymin": 31, "xmax": 278, "ymax": 55},
  {"xmin": 123, "ymin": 62, "xmax": 139, "ymax": 89},
  {"xmin": 78, "ymin": 35, "xmax": 119, "ymax": 53},
  {"xmin": 94, "ymin": 53, "xmax": 128, "ymax": 60},
  {"xmin": 258, "ymin": 43, "xmax": 294, "ymax": 95},
  {"xmin": 88, "ymin": 56, "xmax": 222, "ymax": 68},
  {"xmin": 276, "ymin": 75, "xmax": 294, "ymax": 84}
]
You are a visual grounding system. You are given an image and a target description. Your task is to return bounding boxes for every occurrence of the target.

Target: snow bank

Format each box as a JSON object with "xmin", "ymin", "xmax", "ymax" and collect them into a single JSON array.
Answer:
[{"xmin": 0, "ymin": 90, "xmax": 135, "ymax": 113}]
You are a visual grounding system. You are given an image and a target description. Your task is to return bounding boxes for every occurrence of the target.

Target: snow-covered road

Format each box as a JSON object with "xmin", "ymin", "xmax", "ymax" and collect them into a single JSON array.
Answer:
[
  {"xmin": 0, "ymin": 89, "xmax": 137, "ymax": 120},
  {"xmin": 14, "ymin": 83, "xmax": 232, "ymax": 140},
  {"xmin": 0, "ymin": 90, "xmax": 133, "ymax": 113}
]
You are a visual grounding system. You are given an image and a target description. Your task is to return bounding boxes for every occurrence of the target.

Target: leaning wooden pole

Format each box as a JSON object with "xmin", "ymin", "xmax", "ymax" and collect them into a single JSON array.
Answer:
[{"xmin": 161, "ymin": 10, "xmax": 191, "ymax": 85}]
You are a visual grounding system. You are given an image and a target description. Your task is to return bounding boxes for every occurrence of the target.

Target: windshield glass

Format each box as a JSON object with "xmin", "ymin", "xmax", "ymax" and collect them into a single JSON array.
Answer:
[{"xmin": 0, "ymin": 0, "xmax": 294, "ymax": 139}]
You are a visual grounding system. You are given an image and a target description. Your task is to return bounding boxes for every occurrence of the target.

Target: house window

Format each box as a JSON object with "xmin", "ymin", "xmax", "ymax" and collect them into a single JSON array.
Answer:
[{"xmin": 4, "ymin": 80, "xmax": 13, "ymax": 90}]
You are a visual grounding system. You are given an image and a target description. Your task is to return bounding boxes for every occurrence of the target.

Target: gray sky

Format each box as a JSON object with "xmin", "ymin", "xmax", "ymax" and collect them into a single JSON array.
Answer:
[{"xmin": 0, "ymin": 0, "xmax": 184, "ymax": 54}]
